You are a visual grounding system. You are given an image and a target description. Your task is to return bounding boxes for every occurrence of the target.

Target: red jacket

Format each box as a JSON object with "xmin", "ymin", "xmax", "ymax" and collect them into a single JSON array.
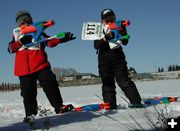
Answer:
[{"xmin": 8, "ymin": 34, "xmax": 62, "ymax": 76}]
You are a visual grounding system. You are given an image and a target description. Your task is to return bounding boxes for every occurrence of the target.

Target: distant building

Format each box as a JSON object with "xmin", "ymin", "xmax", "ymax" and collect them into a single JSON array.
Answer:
[
  {"xmin": 59, "ymin": 73, "xmax": 98, "ymax": 82},
  {"xmin": 134, "ymin": 73, "xmax": 152, "ymax": 80},
  {"xmin": 151, "ymin": 71, "xmax": 180, "ymax": 79},
  {"xmin": 75, "ymin": 73, "xmax": 98, "ymax": 80},
  {"xmin": 61, "ymin": 76, "xmax": 74, "ymax": 82}
]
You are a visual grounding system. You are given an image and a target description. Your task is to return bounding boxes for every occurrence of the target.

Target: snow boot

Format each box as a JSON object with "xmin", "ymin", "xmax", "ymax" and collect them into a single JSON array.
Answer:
[
  {"xmin": 23, "ymin": 115, "xmax": 35, "ymax": 123},
  {"xmin": 129, "ymin": 103, "xmax": 144, "ymax": 108},
  {"xmin": 59, "ymin": 104, "xmax": 74, "ymax": 113}
]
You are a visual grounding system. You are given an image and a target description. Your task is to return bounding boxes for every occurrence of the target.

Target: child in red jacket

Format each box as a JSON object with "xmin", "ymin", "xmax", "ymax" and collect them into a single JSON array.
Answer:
[{"xmin": 8, "ymin": 10, "xmax": 75, "ymax": 122}]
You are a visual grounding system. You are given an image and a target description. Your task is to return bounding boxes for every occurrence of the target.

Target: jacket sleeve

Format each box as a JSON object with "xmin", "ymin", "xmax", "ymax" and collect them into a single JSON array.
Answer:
[
  {"xmin": 46, "ymin": 38, "xmax": 61, "ymax": 48},
  {"xmin": 120, "ymin": 25, "xmax": 129, "ymax": 45},
  {"xmin": 42, "ymin": 32, "xmax": 62, "ymax": 48},
  {"xmin": 7, "ymin": 37, "xmax": 22, "ymax": 54}
]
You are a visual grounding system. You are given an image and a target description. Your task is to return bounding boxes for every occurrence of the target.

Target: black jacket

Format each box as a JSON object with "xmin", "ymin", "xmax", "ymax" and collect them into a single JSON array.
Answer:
[
  {"xmin": 94, "ymin": 25, "xmax": 128, "ymax": 50},
  {"xmin": 94, "ymin": 25, "xmax": 129, "ymax": 67}
]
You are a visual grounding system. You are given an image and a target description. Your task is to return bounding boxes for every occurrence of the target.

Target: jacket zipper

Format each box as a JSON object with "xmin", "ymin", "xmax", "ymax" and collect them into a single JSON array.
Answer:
[{"xmin": 26, "ymin": 48, "xmax": 30, "ymax": 73}]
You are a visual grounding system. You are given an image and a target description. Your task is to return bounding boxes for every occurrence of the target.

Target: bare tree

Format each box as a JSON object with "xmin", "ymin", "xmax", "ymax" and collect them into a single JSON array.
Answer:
[
  {"xmin": 67, "ymin": 68, "xmax": 77, "ymax": 75},
  {"xmin": 52, "ymin": 67, "xmax": 77, "ymax": 77}
]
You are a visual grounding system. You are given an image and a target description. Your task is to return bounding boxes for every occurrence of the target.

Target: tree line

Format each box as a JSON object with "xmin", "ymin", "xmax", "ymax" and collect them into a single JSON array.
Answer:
[
  {"xmin": 0, "ymin": 83, "xmax": 20, "ymax": 92},
  {"xmin": 158, "ymin": 64, "xmax": 180, "ymax": 72}
]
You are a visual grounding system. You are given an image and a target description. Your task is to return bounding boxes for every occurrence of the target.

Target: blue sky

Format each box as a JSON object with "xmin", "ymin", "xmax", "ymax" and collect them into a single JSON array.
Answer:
[{"xmin": 0, "ymin": 0, "xmax": 180, "ymax": 83}]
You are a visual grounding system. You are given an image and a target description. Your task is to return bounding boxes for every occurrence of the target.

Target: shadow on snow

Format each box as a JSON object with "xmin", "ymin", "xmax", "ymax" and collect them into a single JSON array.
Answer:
[{"xmin": 0, "ymin": 111, "xmax": 117, "ymax": 131}]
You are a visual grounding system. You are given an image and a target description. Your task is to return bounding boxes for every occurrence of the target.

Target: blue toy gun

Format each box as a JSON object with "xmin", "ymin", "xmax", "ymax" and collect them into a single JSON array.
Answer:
[
  {"xmin": 106, "ymin": 20, "xmax": 130, "ymax": 43},
  {"xmin": 16, "ymin": 20, "xmax": 65, "ymax": 47}
]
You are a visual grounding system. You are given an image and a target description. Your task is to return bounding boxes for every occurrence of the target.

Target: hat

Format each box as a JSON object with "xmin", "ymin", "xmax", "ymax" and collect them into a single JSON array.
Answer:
[
  {"xmin": 15, "ymin": 10, "xmax": 33, "ymax": 26},
  {"xmin": 101, "ymin": 9, "xmax": 115, "ymax": 20}
]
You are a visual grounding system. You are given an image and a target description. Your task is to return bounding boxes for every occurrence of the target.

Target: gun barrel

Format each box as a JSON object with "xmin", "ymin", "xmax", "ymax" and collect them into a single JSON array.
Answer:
[
  {"xmin": 122, "ymin": 20, "xmax": 130, "ymax": 26},
  {"xmin": 20, "ymin": 25, "xmax": 38, "ymax": 34}
]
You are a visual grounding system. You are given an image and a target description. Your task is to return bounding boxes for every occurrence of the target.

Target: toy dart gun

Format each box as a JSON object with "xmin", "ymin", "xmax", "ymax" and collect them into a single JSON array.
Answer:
[
  {"xmin": 144, "ymin": 96, "xmax": 180, "ymax": 105},
  {"xmin": 105, "ymin": 20, "xmax": 130, "ymax": 42},
  {"xmin": 13, "ymin": 20, "xmax": 65, "ymax": 47}
]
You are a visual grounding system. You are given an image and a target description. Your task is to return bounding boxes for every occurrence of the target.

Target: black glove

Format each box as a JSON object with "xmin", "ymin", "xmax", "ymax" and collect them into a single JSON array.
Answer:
[
  {"xmin": 19, "ymin": 35, "xmax": 32, "ymax": 45},
  {"xmin": 104, "ymin": 31, "xmax": 115, "ymax": 41},
  {"xmin": 61, "ymin": 32, "xmax": 76, "ymax": 43}
]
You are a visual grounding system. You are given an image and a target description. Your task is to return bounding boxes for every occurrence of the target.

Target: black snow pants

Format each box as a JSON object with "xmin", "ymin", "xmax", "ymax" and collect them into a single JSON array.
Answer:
[
  {"xmin": 19, "ymin": 67, "xmax": 63, "ymax": 116},
  {"xmin": 98, "ymin": 48, "xmax": 142, "ymax": 109}
]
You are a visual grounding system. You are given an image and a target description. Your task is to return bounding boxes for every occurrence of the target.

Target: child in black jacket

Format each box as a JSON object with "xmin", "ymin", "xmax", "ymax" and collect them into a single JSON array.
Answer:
[{"xmin": 94, "ymin": 9, "xmax": 142, "ymax": 109}]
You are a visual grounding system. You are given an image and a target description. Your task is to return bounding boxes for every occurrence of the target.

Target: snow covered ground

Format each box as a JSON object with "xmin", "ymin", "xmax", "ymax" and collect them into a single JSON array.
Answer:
[{"xmin": 0, "ymin": 79, "xmax": 180, "ymax": 131}]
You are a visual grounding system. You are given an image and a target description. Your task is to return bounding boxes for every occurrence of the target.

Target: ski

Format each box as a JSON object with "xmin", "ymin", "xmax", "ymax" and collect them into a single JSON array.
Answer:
[
  {"xmin": 143, "ymin": 96, "xmax": 180, "ymax": 105},
  {"xmin": 73, "ymin": 102, "xmax": 110, "ymax": 112},
  {"xmin": 24, "ymin": 102, "xmax": 110, "ymax": 128}
]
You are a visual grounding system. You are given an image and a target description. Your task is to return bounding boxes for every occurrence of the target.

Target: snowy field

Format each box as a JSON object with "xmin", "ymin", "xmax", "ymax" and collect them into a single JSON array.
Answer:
[{"xmin": 0, "ymin": 79, "xmax": 180, "ymax": 131}]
